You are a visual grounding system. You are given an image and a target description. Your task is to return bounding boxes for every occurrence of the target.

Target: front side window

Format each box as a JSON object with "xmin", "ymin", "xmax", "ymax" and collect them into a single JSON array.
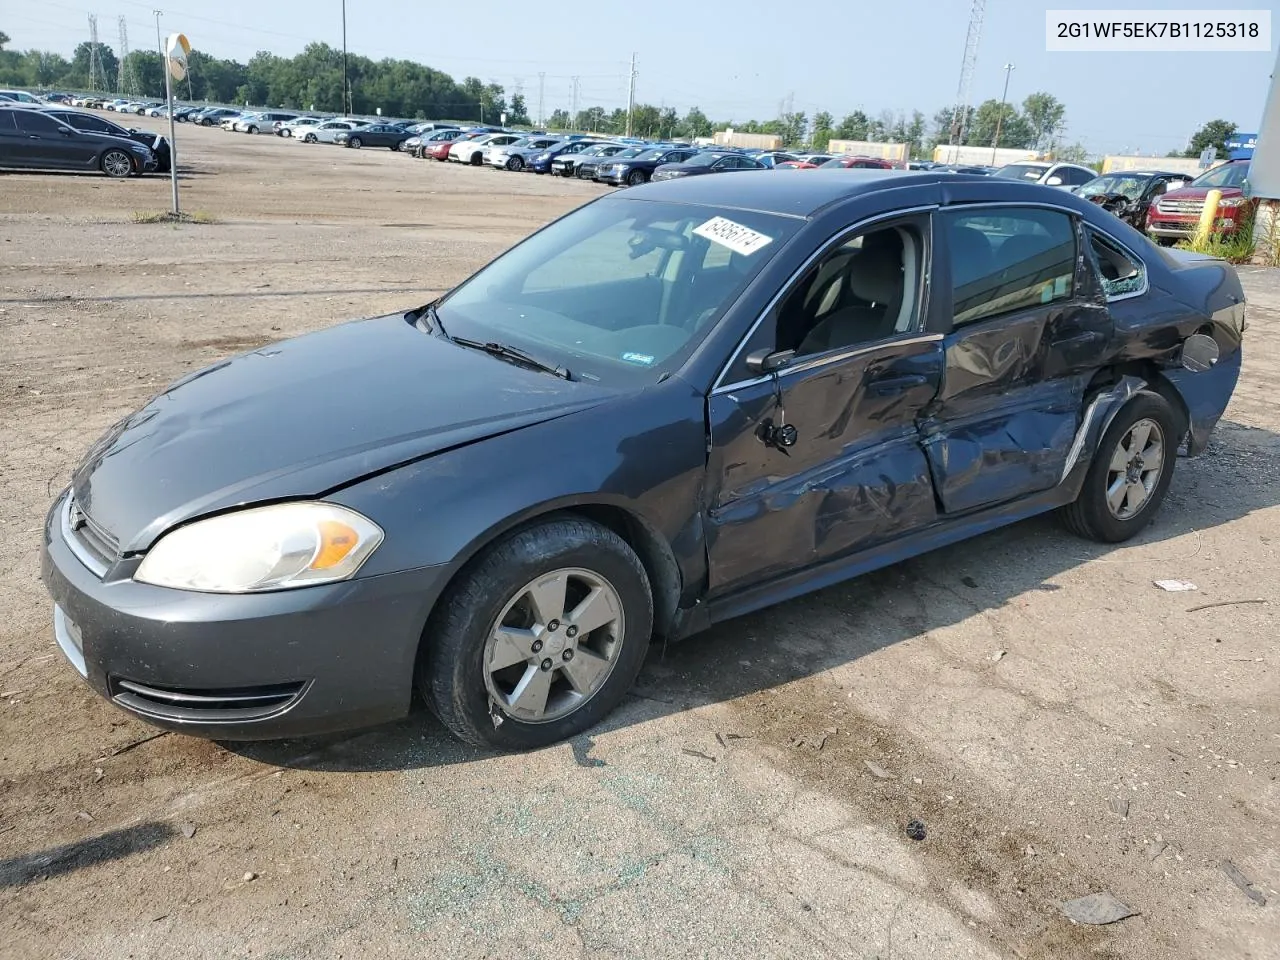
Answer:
[
  {"xmin": 947, "ymin": 207, "xmax": 1076, "ymax": 326},
  {"xmin": 772, "ymin": 220, "xmax": 926, "ymax": 357},
  {"xmin": 16, "ymin": 112, "xmax": 67, "ymax": 134},
  {"xmin": 437, "ymin": 198, "xmax": 800, "ymax": 385}
]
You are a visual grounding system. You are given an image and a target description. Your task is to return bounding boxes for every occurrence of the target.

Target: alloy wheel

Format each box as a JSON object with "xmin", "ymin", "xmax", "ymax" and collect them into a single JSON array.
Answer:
[
  {"xmin": 1105, "ymin": 418, "xmax": 1165, "ymax": 519},
  {"xmin": 482, "ymin": 567, "xmax": 625, "ymax": 723},
  {"xmin": 101, "ymin": 150, "xmax": 133, "ymax": 178}
]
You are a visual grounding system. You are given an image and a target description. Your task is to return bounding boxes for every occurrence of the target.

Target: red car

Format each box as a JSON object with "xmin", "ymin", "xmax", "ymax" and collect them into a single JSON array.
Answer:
[
  {"xmin": 819, "ymin": 155, "xmax": 900, "ymax": 170},
  {"xmin": 1145, "ymin": 159, "xmax": 1253, "ymax": 244}
]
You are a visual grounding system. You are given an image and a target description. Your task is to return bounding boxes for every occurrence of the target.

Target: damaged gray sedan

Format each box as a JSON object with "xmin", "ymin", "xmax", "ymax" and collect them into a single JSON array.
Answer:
[{"xmin": 41, "ymin": 171, "xmax": 1244, "ymax": 750}]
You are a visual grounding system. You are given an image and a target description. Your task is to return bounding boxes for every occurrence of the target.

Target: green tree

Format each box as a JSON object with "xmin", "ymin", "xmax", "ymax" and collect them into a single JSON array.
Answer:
[
  {"xmin": 836, "ymin": 110, "xmax": 869, "ymax": 140},
  {"xmin": 680, "ymin": 106, "xmax": 712, "ymax": 139},
  {"xmin": 1184, "ymin": 119, "xmax": 1237, "ymax": 159},
  {"xmin": 121, "ymin": 50, "xmax": 164, "ymax": 98},
  {"xmin": 508, "ymin": 93, "xmax": 530, "ymax": 125},
  {"xmin": 547, "ymin": 108, "xmax": 570, "ymax": 130},
  {"xmin": 968, "ymin": 99, "xmax": 1034, "ymax": 150},
  {"xmin": 811, "ymin": 110, "xmax": 833, "ymax": 151},
  {"xmin": 68, "ymin": 41, "xmax": 118, "ymax": 90},
  {"xmin": 1021, "ymin": 92, "xmax": 1066, "ymax": 150},
  {"xmin": 904, "ymin": 110, "xmax": 927, "ymax": 156}
]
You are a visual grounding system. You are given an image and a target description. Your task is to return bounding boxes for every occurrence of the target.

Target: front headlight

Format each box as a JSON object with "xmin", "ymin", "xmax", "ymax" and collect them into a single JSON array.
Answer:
[
  {"xmin": 533, "ymin": 152, "xmax": 550, "ymax": 162},
  {"xmin": 135, "ymin": 502, "xmax": 384, "ymax": 593},
  {"xmin": 1217, "ymin": 197, "xmax": 1246, "ymax": 208}
]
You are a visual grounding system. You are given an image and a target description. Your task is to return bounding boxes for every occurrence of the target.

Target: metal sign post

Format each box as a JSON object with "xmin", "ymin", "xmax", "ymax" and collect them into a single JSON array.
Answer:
[{"xmin": 163, "ymin": 32, "xmax": 191, "ymax": 217}]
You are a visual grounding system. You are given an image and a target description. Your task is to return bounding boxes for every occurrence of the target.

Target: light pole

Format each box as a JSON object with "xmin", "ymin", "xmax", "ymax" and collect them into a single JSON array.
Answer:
[
  {"xmin": 341, "ymin": 0, "xmax": 350, "ymax": 115},
  {"xmin": 990, "ymin": 62, "xmax": 1014, "ymax": 165}
]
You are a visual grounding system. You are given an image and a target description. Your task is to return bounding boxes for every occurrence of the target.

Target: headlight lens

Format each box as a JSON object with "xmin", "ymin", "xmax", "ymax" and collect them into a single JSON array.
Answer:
[
  {"xmin": 135, "ymin": 502, "xmax": 384, "ymax": 593},
  {"xmin": 1217, "ymin": 197, "xmax": 1246, "ymax": 208},
  {"xmin": 533, "ymin": 153, "xmax": 550, "ymax": 162}
]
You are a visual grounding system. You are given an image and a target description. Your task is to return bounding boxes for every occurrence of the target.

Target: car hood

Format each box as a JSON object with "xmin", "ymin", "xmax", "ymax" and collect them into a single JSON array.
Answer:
[
  {"xmin": 1159, "ymin": 185, "xmax": 1245, "ymax": 201},
  {"xmin": 71, "ymin": 313, "xmax": 614, "ymax": 554}
]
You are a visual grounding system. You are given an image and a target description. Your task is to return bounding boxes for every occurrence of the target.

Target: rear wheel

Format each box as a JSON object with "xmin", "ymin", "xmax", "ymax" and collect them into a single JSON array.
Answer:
[
  {"xmin": 349, "ymin": 137, "xmax": 363, "ymax": 148},
  {"xmin": 1058, "ymin": 391, "xmax": 1178, "ymax": 543},
  {"xmin": 507, "ymin": 155, "xmax": 525, "ymax": 171},
  {"xmin": 626, "ymin": 169, "xmax": 647, "ymax": 187},
  {"xmin": 100, "ymin": 149, "xmax": 134, "ymax": 179},
  {"xmin": 419, "ymin": 518, "xmax": 653, "ymax": 750},
  {"xmin": 246, "ymin": 125, "xmax": 258, "ymax": 135},
  {"xmin": 303, "ymin": 132, "xmax": 317, "ymax": 143},
  {"xmin": 469, "ymin": 152, "xmax": 483, "ymax": 166}
]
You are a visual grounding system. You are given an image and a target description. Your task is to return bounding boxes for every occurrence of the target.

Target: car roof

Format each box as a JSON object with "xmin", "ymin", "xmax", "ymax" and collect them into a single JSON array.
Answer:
[{"xmin": 623, "ymin": 169, "xmax": 1049, "ymax": 217}]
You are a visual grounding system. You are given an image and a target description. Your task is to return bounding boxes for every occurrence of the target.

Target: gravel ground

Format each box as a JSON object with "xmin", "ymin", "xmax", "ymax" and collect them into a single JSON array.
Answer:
[{"xmin": 1, "ymin": 120, "xmax": 1277, "ymax": 960}]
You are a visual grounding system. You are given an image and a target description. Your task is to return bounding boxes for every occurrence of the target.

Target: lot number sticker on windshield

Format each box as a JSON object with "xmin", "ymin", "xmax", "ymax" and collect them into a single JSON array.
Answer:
[{"xmin": 693, "ymin": 217, "xmax": 774, "ymax": 256}]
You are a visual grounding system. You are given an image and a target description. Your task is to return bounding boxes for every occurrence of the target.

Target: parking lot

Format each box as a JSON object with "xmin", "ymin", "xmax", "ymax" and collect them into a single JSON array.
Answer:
[{"xmin": 1, "ymin": 119, "xmax": 1278, "ymax": 959}]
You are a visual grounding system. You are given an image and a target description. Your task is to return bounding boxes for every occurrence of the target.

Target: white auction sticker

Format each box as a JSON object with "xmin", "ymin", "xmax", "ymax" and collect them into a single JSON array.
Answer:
[
  {"xmin": 693, "ymin": 217, "xmax": 774, "ymax": 256},
  {"xmin": 1046, "ymin": 9, "xmax": 1270, "ymax": 52}
]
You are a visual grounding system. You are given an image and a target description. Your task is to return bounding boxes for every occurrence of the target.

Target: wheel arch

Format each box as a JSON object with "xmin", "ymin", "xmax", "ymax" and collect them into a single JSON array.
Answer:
[
  {"xmin": 1084, "ymin": 361, "xmax": 1191, "ymax": 444},
  {"xmin": 425, "ymin": 496, "xmax": 684, "ymax": 644}
]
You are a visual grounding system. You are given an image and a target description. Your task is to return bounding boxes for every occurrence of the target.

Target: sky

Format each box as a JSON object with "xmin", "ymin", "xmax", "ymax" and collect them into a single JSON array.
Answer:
[{"xmin": 8, "ymin": 0, "xmax": 1277, "ymax": 155}]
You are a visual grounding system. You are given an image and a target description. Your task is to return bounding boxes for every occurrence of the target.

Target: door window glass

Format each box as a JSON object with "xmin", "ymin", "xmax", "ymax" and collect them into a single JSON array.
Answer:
[
  {"xmin": 775, "ymin": 221, "xmax": 926, "ymax": 357},
  {"xmin": 16, "ymin": 112, "xmax": 66, "ymax": 134},
  {"xmin": 1088, "ymin": 230, "xmax": 1145, "ymax": 298},
  {"xmin": 947, "ymin": 208, "xmax": 1076, "ymax": 326}
]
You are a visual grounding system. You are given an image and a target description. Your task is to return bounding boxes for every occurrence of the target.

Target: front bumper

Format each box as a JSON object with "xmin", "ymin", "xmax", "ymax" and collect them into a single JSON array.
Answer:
[{"xmin": 40, "ymin": 491, "xmax": 445, "ymax": 740}]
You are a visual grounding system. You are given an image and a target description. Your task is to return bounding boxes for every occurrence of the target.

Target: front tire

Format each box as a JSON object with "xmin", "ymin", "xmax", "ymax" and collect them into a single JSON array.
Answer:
[
  {"xmin": 626, "ymin": 169, "xmax": 647, "ymax": 187},
  {"xmin": 246, "ymin": 125, "xmax": 258, "ymax": 135},
  {"xmin": 419, "ymin": 518, "xmax": 653, "ymax": 750},
  {"xmin": 469, "ymin": 152, "xmax": 483, "ymax": 166},
  {"xmin": 303, "ymin": 132, "xmax": 317, "ymax": 143},
  {"xmin": 349, "ymin": 137, "xmax": 363, "ymax": 149},
  {"xmin": 100, "ymin": 149, "xmax": 134, "ymax": 179},
  {"xmin": 507, "ymin": 155, "xmax": 525, "ymax": 171},
  {"xmin": 1059, "ymin": 391, "xmax": 1178, "ymax": 543}
]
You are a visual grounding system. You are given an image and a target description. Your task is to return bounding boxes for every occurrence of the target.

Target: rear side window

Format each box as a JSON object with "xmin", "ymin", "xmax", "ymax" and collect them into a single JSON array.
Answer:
[
  {"xmin": 947, "ymin": 207, "xmax": 1077, "ymax": 326},
  {"xmin": 0, "ymin": 111, "xmax": 16, "ymax": 132},
  {"xmin": 16, "ymin": 111, "xmax": 65, "ymax": 134},
  {"xmin": 1088, "ymin": 230, "xmax": 1146, "ymax": 299}
]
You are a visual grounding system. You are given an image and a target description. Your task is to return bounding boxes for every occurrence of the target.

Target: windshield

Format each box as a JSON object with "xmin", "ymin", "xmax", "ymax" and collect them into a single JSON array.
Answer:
[
  {"xmin": 436, "ymin": 197, "xmax": 801, "ymax": 386},
  {"xmin": 1192, "ymin": 162, "xmax": 1249, "ymax": 189},
  {"xmin": 684, "ymin": 153, "xmax": 725, "ymax": 167},
  {"xmin": 631, "ymin": 148, "xmax": 663, "ymax": 161},
  {"xmin": 1078, "ymin": 174, "xmax": 1147, "ymax": 200},
  {"xmin": 994, "ymin": 163, "xmax": 1050, "ymax": 181}
]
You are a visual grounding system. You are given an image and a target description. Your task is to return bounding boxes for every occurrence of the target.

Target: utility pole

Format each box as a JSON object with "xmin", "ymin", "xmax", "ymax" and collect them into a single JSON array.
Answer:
[
  {"xmin": 570, "ymin": 76, "xmax": 579, "ymax": 129},
  {"xmin": 153, "ymin": 10, "xmax": 163, "ymax": 58},
  {"xmin": 625, "ymin": 52, "xmax": 637, "ymax": 138},
  {"xmin": 537, "ymin": 72, "xmax": 545, "ymax": 127},
  {"xmin": 88, "ymin": 15, "xmax": 102, "ymax": 92},
  {"xmin": 341, "ymin": 0, "xmax": 350, "ymax": 115},
  {"xmin": 990, "ymin": 62, "xmax": 1014, "ymax": 164}
]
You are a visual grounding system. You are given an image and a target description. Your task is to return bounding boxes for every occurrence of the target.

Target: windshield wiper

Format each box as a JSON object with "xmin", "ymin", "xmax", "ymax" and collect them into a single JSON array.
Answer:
[{"xmin": 449, "ymin": 335, "xmax": 572, "ymax": 380}]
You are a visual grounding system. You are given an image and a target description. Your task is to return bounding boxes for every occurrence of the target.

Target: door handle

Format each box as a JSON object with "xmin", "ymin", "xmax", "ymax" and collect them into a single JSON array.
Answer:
[{"xmin": 866, "ymin": 374, "xmax": 929, "ymax": 396}]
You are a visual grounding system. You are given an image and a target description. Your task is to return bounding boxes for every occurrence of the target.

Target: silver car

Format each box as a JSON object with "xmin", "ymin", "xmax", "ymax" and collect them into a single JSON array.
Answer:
[
  {"xmin": 234, "ymin": 111, "xmax": 299, "ymax": 134},
  {"xmin": 486, "ymin": 136, "xmax": 564, "ymax": 171},
  {"xmin": 299, "ymin": 119, "xmax": 369, "ymax": 144}
]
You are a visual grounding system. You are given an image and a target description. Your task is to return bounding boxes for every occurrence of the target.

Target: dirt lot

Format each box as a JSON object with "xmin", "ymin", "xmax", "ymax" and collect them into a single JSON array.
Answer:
[{"xmin": 1, "ymin": 120, "xmax": 1278, "ymax": 960}]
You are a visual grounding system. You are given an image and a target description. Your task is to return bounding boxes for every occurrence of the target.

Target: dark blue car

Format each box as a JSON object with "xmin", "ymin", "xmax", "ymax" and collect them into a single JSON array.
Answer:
[
  {"xmin": 527, "ymin": 138, "xmax": 606, "ymax": 174},
  {"xmin": 41, "ymin": 171, "xmax": 1243, "ymax": 750}
]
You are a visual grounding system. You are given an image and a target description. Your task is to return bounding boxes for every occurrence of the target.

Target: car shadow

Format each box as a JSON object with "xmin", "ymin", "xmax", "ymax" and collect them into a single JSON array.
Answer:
[
  {"xmin": 228, "ymin": 418, "xmax": 1280, "ymax": 773},
  {"xmin": 0, "ymin": 821, "xmax": 177, "ymax": 888}
]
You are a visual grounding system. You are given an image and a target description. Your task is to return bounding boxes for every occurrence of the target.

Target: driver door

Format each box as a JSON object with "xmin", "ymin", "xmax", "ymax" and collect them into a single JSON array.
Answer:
[{"xmin": 705, "ymin": 214, "xmax": 944, "ymax": 595}]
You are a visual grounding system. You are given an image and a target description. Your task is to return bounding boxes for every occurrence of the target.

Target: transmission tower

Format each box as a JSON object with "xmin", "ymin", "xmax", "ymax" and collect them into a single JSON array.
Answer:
[
  {"xmin": 116, "ymin": 17, "xmax": 133, "ymax": 96},
  {"xmin": 947, "ymin": 0, "xmax": 985, "ymax": 155},
  {"xmin": 87, "ymin": 15, "xmax": 104, "ymax": 92}
]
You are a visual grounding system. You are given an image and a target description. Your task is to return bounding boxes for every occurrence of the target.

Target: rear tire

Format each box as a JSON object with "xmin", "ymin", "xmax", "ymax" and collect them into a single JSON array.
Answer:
[
  {"xmin": 349, "ymin": 137, "xmax": 363, "ymax": 149},
  {"xmin": 419, "ymin": 518, "xmax": 653, "ymax": 750},
  {"xmin": 626, "ymin": 169, "xmax": 647, "ymax": 187},
  {"xmin": 1058, "ymin": 391, "xmax": 1178, "ymax": 543},
  {"xmin": 246, "ymin": 126, "xmax": 258, "ymax": 135},
  {"xmin": 303, "ymin": 132, "xmax": 317, "ymax": 143},
  {"xmin": 469, "ymin": 152, "xmax": 483, "ymax": 166}
]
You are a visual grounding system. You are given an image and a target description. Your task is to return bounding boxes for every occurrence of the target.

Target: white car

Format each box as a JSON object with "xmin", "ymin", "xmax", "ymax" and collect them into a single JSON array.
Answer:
[
  {"xmin": 486, "ymin": 135, "xmax": 563, "ymax": 171},
  {"xmin": 299, "ymin": 119, "xmax": 369, "ymax": 144},
  {"xmin": 991, "ymin": 161, "xmax": 1098, "ymax": 190},
  {"xmin": 449, "ymin": 133, "xmax": 522, "ymax": 166},
  {"xmin": 0, "ymin": 89, "xmax": 42, "ymax": 104},
  {"xmin": 278, "ymin": 117, "xmax": 322, "ymax": 138}
]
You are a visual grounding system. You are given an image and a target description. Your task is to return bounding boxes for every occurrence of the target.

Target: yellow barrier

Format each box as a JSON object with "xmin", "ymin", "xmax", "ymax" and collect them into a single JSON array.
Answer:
[{"xmin": 1194, "ymin": 189, "xmax": 1223, "ymax": 246}]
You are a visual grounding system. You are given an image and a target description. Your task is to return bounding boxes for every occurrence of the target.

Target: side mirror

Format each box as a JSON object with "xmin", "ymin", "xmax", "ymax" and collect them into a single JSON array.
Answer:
[
  {"xmin": 1242, "ymin": 178, "xmax": 1253, "ymax": 199},
  {"xmin": 1046, "ymin": 175, "xmax": 1064, "ymax": 186},
  {"xmin": 1180, "ymin": 333, "xmax": 1219, "ymax": 372},
  {"xmin": 745, "ymin": 348, "xmax": 795, "ymax": 374}
]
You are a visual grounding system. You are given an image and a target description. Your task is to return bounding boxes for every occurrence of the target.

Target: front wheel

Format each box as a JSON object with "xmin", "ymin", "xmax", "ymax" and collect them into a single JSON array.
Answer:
[
  {"xmin": 419, "ymin": 518, "xmax": 653, "ymax": 750},
  {"xmin": 507, "ymin": 155, "xmax": 525, "ymax": 171},
  {"xmin": 469, "ymin": 152, "xmax": 483, "ymax": 166},
  {"xmin": 626, "ymin": 169, "xmax": 647, "ymax": 187},
  {"xmin": 1059, "ymin": 391, "xmax": 1178, "ymax": 543},
  {"xmin": 303, "ymin": 132, "xmax": 317, "ymax": 143},
  {"xmin": 349, "ymin": 137, "xmax": 363, "ymax": 149},
  {"xmin": 246, "ymin": 125, "xmax": 258, "ymax": 135},
  {"xmin": 100, "ymin": 149, "xmax": 134, "ymax": 179}
]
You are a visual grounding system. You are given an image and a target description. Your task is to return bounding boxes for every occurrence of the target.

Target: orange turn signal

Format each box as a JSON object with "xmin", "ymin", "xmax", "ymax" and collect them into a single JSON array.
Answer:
[{"xmin": 312, "ymin": 520, "xmax": 360, "ymax": 570}]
